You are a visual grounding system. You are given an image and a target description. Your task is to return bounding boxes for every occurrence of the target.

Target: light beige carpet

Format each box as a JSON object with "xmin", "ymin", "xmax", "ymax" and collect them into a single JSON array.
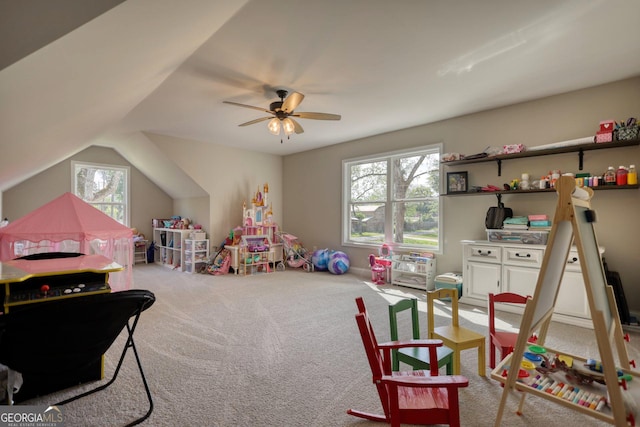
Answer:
[{"xmin": 21, "ymin": 264, "xmax": 640, "ymax": 426}]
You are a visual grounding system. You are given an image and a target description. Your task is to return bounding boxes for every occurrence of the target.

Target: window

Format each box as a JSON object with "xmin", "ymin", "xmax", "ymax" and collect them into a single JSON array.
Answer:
[
  {"xmin": 72, "ymin": 161, "xmax": 130, "ymax": 226},
  {"xmin": 342, "ymin": 144, "xmax": 442, "ymax": 252}
]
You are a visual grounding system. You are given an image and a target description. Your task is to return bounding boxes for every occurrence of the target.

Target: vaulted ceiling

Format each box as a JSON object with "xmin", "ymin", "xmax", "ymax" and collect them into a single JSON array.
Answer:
[{"xmin": 2, "ymin": 0, "xmax": 639, "ymax": 195}]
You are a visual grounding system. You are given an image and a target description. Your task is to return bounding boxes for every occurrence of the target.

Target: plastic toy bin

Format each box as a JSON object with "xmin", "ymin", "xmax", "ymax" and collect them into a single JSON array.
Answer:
[
  {"xmin": 486, "ymin": 229, "xmax": 549, "ymax": 245},
  {"xmin": 434, "ymin": 272, "xmax": 463, "ymax": 299}
]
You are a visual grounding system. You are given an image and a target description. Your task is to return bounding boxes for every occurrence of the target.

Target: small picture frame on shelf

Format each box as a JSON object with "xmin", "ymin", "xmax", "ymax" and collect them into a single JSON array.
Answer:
[{"xmin": 447, "ymin": 171, "xmax": 468, "ymax": 194}]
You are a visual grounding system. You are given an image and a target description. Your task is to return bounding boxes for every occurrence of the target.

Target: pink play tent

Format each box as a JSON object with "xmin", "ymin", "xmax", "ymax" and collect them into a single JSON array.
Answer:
[{"xmin": 0, "ymin": 192, "xmax": 133, "ymax": 291}]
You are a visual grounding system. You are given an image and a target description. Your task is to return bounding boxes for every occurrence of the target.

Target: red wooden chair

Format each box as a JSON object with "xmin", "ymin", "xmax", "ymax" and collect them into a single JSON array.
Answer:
[
  {"xmin": 348, "ymin": 297, "xmax": 469, "ymax": 427},
  {"xmin": 488, "ymin": 292, "xmax": 531, "ymax": 369}
]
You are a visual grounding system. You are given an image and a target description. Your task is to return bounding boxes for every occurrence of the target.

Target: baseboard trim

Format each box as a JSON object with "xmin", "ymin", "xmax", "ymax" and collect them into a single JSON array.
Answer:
[
  {"xmin": 349, "ymin": 266, "xmax": 369, "ymax": 278},
  {"xmin": 622, "ymin": 324, "xmax": 640, "ymax": 333}
]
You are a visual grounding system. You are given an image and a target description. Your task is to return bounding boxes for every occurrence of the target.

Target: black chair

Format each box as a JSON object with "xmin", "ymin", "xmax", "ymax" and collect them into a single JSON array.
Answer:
[{"xmin": 0, "ymin": 289, "xmax": 156, "ymax": 426}]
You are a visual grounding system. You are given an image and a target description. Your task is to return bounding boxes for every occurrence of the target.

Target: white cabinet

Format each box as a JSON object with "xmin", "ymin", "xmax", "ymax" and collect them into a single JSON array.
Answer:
[
  {"xmin": 463, "ymin": 242, "xmax": 544, "ymax": 300},
  {"xmin": 502, "ymin": 265, "xmax": 539, "ymax": 295},
  {"xmin": 466, "ymin": 261, "xmax": 501, "ymax": 298},
  {"xmin": 391, "ymin": 255, "xmax": 436, "ymax": 290},
  {"xmin": 501, "ymin": 246, "xmax": 544, "ymax": 296},
  {"xmin": 464, "ymin": 243, "xmax": 502, "ymax": 299},
  {"xmin": 461, "ymin": 241, "xmax": 599, "ymax": 328},
  {"xmin": 153, "ymin": 228, "xmax": 196, "ymax": 271},
  {"xmin": 185, "ymin": 239, "xmax": 209, "ymax": 274},
  {"xmin": 555, "ymin": 251, "xmax": 591, "ymax": 319}
]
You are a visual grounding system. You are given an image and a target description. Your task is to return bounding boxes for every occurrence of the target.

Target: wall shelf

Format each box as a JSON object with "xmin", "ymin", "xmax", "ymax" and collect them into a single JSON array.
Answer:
[
  {"xmin": 443, "ymin": 184, "xmax": 639, "ymax": 197},
  {"xmin": 441, "ymin": 139, "xmax": 640, "ymax": 176},
  {"xmin": 441, "ymin": 137, "xmax": 639, "ymax": 197}
]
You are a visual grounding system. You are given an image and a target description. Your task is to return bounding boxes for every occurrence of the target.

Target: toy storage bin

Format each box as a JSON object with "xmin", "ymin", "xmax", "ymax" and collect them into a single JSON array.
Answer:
[
  {"xmin": 434, "ymin": 273, "xmax": 463, "ymax": 300},
  {"xmin": 189, "ymin": 231, "xmax": 206, "ymax": 240},
  {"xmin": 486, "ymin": 229, "xmax": 549, "ymax": 245},
  {"xmin": 616, "ymin": 125, "xmax": 639, "ymax": 141}
]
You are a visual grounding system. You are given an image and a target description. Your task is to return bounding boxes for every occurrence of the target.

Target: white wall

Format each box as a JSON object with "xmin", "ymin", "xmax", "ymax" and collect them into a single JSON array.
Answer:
[
  {"xmin": 283, "ymin": 77, "xmax": 640, "ymax": 311},
  {"xmin": 4, "ymin": 77, "xmax": 638, "ymax": 314},
  {"xmin": 2, "ymin": 146, "xmax": 173, "ymax": 240},
  {"xmin": 148, "ymin": 133, "xmax": 283, "ymax": 247}
]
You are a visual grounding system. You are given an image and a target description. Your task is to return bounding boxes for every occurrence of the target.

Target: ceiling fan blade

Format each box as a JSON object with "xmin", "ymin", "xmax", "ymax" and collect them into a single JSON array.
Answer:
[
  {"xmin": 238, "ymin": 116, "xmax": 272, "ymax": 127},
  {"xmin": 281, "ymin": 92, "xmax": 305, "ymax": 113},
  {"xmin": 289, "ymin": 118, "xmax": 304, "ymax": 134},
  {"xmin": 292, "ymin": 112, "xmax": 341, "ymax": 120},
  {"xmin": 223, "ymin": 100, "xmax": 272, "ymax": 114}
]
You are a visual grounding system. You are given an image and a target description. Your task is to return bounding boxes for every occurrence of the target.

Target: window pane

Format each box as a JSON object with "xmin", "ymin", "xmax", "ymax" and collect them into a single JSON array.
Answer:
[
  {"xmin": 75, "ymin": 167, "xmax": 124, "ymax": 200},
  {"xmin": 350, "ymin": 161, "xmax": 387, "ymax": 202},
  {"xmin": 73, "ymin": 162, "xmax": 128, "ymax": 226},
  {"xmin": 392, "ymin": 154, "xmax": 440, "ymax": 200},
  {"xmin": 93, "ymin": 203, "xmax": 125, "ymax": 223},
  {"xmin": 393, "ymin": 200, "xmax": 439, "ymax": 248},
  {"xmin": 348, "ymin": 203, "xmax": 385, "ymax": 244},
  {"xmin": 343, "ymin": 144, "xmax": 441, "ymax": 251}
]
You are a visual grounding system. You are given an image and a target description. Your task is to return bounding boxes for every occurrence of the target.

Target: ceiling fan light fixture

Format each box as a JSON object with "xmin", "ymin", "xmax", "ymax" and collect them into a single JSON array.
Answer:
[
  {"xmin": 267, "ymin": 118, "xmax": 281, "ymax": 135},
  {"xmin": 282, "ymin": 118, "xmax": 295, "ymax": 136},
  {"xmin": 224, "ymin": 89, "xmax": 340, "ymax": 142}
]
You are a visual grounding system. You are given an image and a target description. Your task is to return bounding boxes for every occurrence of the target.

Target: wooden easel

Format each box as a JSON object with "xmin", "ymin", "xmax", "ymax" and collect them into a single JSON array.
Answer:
[{"xmin": 493, "ymin": 176, "xmax": 638, "ymax": 426}]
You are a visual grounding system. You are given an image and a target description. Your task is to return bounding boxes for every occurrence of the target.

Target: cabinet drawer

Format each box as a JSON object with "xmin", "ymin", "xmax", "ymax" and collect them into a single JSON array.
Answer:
[
  {"xmin": 565, "ymin": 248, "xmax": 604, "ymax": 272},
  {"xmin": 565, "ymin": 251, "xmax": 581, "ymax": 272},
  {"xmin": 465, "ymin": 245, "xmax": 501, "ymax": 263},
  {"xmin": 503, "ymin": 247, "xmax": 544, "ymax": 267}
]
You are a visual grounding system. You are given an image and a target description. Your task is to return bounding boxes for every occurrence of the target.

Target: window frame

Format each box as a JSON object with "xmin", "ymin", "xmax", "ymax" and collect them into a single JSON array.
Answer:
[
  {"xmin": 341, "ymin": 143, "xmax": 443, "ymax": 253},
  {"xmin": 71, "ymin": 160, "xmax": 130, "ymax": 227}
]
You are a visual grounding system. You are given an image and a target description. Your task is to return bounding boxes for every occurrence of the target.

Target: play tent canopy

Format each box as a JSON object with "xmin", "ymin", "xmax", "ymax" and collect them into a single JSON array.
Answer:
[{"xmin": 0, "ymin": 192, "xmax": 133, "ymax": 291}]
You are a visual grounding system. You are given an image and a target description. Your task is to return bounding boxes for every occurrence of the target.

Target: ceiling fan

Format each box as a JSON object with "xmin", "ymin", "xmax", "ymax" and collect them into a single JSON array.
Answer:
[{"xmin": 223, "ymin": 89, "xmax": 341, "ymax": 142}]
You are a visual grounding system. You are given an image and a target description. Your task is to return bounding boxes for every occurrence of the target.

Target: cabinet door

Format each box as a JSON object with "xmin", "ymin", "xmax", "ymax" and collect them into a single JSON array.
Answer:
[
  {"xmin": 556, "ymin": 270, "xmax": 591, "ymax": 318},
  {"xmin": 466, "ymin": 261, "xmax": 500, "ymax": 299},
  {"xmin": 502, "ymin": 265, "xmax": 539, "ymax": 296}
]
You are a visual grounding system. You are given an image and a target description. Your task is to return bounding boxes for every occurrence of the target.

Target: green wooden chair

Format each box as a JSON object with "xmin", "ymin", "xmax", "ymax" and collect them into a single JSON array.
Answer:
[{"xmin": 389, "ymin": 298, "xmax": 454, "ymax": 374}]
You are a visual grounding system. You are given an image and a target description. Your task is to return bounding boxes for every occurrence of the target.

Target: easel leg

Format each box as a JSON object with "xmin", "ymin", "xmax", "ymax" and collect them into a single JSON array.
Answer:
[
  {"xmin": 516, "ymin": 391, "xmax": 526, "ymax": 416},
  {"xmin": 494, "ymin": 385, "xmax": 510, "ymax": 427}
]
